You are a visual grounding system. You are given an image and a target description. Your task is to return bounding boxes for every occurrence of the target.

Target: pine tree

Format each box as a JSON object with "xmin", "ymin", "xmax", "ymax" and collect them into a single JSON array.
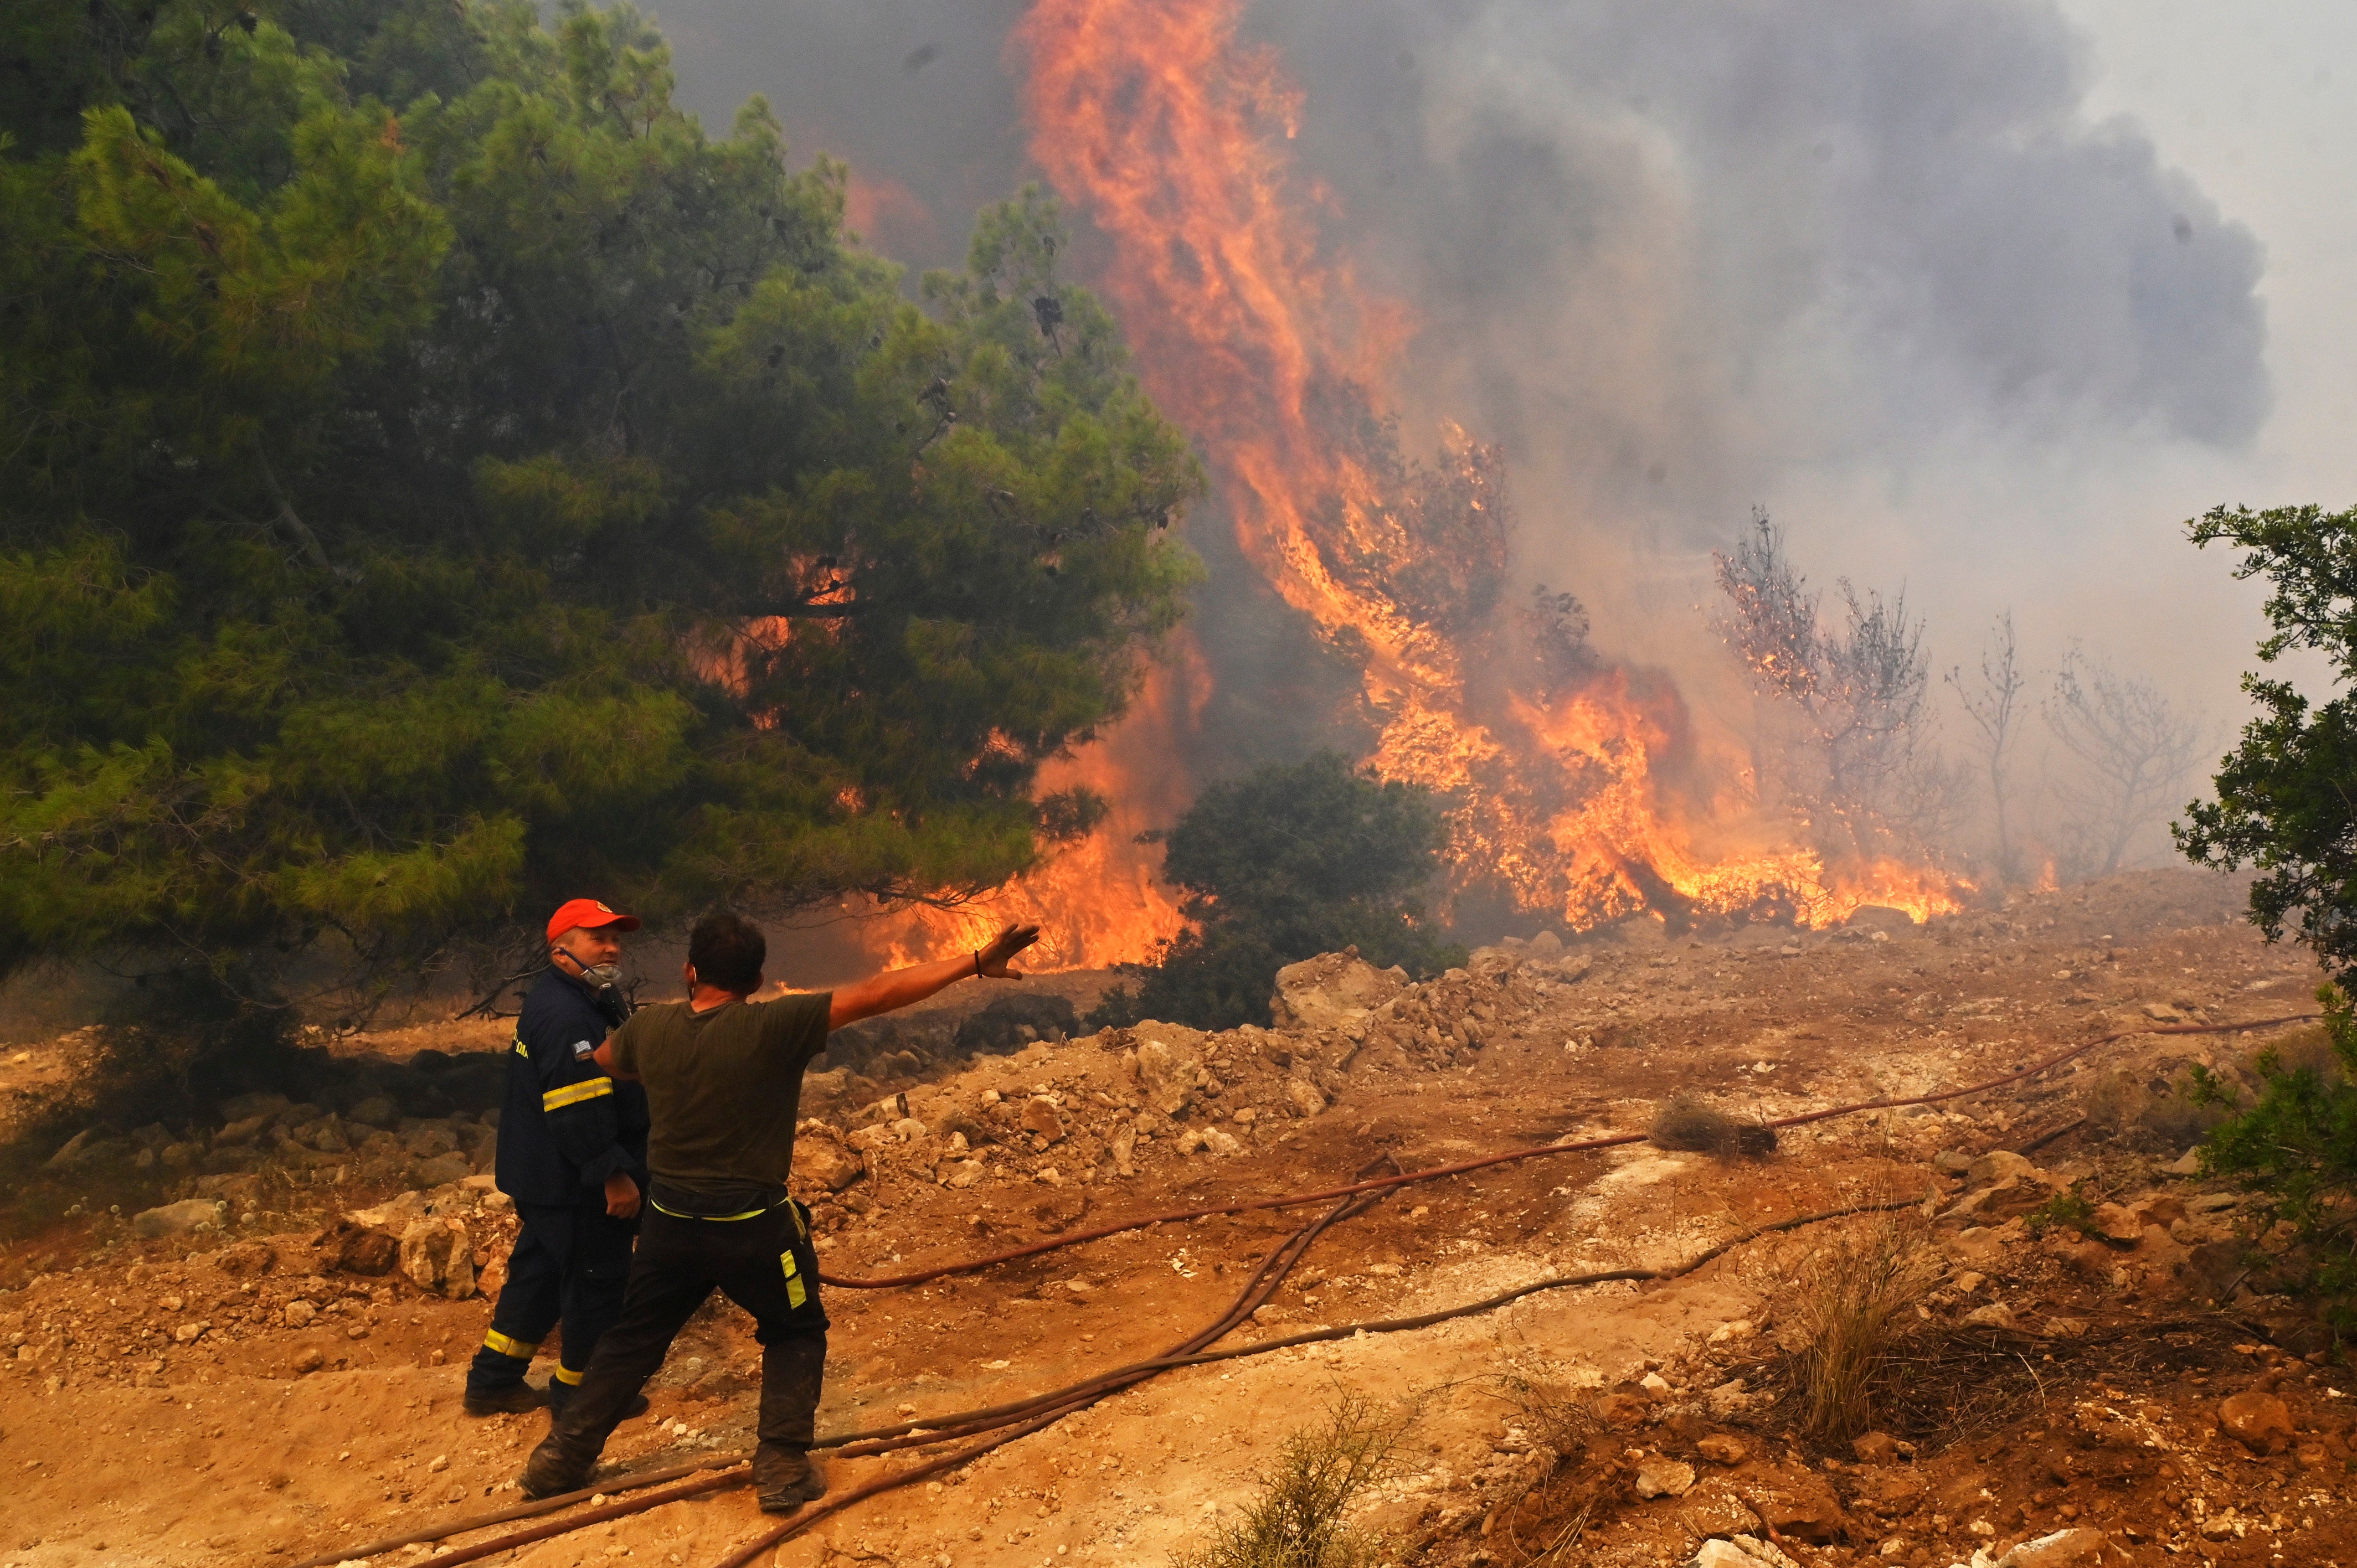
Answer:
[{"xmin": 1, "ymin": 0, "xmax": 1203, "ymax": 996}]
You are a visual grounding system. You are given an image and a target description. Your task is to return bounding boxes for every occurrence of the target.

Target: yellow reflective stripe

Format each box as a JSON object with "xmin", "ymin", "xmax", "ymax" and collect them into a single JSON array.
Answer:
[
  {"xmin": 781, "ymin": 1251, "xmax": 806, "ymax": 1309},
  {"xmin": 512, "ymin": 1035, "xmax": 529, "ymax": 1059},
  {"xmin": 482, "ymin": 1329, "xmax": 538, "ymax": 1359},
  {"xmin": 541, "ymin": 1077, "xmax": 613, "ymax": 1112},
  {"xmin": 650, "ymin": 1198, "xmax": 769, "ymax": 1221},
  {"xmin": 553, "ymin": 1365, "xmax": 584, "ymax": 1386}
]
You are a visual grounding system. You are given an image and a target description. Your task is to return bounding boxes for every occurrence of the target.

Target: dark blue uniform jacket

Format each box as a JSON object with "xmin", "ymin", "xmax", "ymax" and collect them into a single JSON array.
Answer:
[{"xmin": 497, "ymin": 968, "xmax": 651, "ymax": 1208}]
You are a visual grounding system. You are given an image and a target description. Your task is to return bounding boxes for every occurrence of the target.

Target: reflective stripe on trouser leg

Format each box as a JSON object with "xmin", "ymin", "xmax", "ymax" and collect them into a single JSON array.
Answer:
[
  {"xmin": 553, "ymin": 1364, "xmax": 585, "ymax": 1385},
  {"xmin": 482, "ymin": 1329, "xmax": 539, "ymax": 1360},
  {"xmin": 780, "ymin": 1249, "xmax": 807, "ymax": 1310}
]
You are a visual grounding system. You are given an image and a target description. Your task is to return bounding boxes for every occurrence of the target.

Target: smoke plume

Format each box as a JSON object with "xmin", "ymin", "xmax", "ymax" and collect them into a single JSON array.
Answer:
[{"xmin": 645, "ymin": 0, "xmax": 2272, "ymax": 942}]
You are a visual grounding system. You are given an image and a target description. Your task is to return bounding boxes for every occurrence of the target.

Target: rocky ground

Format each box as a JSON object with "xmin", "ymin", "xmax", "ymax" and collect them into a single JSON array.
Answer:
[{"xmin": 1, "ymin": 868, "xmax": 2351, "ymax": 1568}]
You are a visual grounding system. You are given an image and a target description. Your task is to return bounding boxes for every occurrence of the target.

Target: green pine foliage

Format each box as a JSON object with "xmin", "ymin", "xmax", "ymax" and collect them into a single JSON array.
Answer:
[
  {"xmin": 1, "ymin": 0, "xmax": 1203, "ymax": 992},
  {"xmin": 1091, "ymin": 754, "xmax": 1464, "ymax": 1031}
]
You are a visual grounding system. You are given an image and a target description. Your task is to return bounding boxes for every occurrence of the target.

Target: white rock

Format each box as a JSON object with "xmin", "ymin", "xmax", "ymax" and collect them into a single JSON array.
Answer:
[
  {"xmin": 1995, "ymin": 1528, "xmax": 2110, "ymax": 1568},
  {"xmin": 1285, "ymin": 1078, "xmax": 1327, "ymax": 1117},
  {"xmin": 1706, "ymin": 1378, "xmax": 1752, "ymax": 1416},
  {"xmin": 1201, "ymin": 1128, "xmax": 1243, "ymax": 1159},
  {"xmin": 1269, "ymin": 951, "xmax": 1407, "ymax": 1034},
  {"xmin": 399, "ymin": 1218, "xmax": 476, "ymax": 1299},
  {"xmin": 1690, "ymin": 1542, "xmax": 1775, "ymax": 1568},
  {"xmin": 1707, "ymin": 1318, "xmax": 1756, "ymax": 1344},
  {"xmin": 282, "ymin": 1299, "xmax": 317, "ymax": 1328},
  {"xmin": 1131, "ymin": 1041, "xmax": 1198, "ymax": 1118},
  {"xmin": 1967, "ymin": 1151, "xmax": 2034, "ymax": 1184},
  {"xmin": 944, "ymin": 1159, "xmax": 985, "ymax": 1190},
  {"xmin": 132, "ymin": 1199, "xmax": 227, "ymax": 1240},
  {"xmin": 1732, "ymin": 1538, "xmax": 1804, "ymax": 1568},
  {"xmin": 1634, "ymin": 1458, "xmax": 1696, "ymax": 1498},
  {"xmin": 1640, "ymin": 1371, "xmax": 1672, "ymax": 1401}
]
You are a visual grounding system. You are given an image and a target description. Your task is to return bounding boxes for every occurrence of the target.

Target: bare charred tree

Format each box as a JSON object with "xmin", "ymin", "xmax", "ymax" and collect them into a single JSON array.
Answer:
[
  {"xmin": 1947, "ymin": 610, "xmax": 2027, "ymax": 884},
  {"xmin": 1715, "ymin": 511, "xmax": 1942, "ymax": 858},
  {"xmin": 2042, "ymin": 648, "xmax": 2210, "ymax": 878}
]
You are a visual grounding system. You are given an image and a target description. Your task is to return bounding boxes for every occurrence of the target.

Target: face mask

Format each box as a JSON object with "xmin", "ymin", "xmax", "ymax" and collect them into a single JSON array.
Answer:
[{"xmin": 578, "ymin": 962, "xmax": 624, "ymax": 988}]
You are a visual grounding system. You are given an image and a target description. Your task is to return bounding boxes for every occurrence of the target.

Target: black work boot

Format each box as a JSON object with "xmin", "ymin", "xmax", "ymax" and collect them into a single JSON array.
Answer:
[
  {"xmin": 463, "ymin": 1380, "xmax": 547, "ymax": 1417},
  {"xmin": 753, "ymin": 1443, "xmax": 826, "ymax": 1513},
  {"xmin": 518, "ymin": 1430, "xmax": 598, "ymax": 1499},
  {"xmin": 752, "ymin": 1333, "xmax": 828, "ymax": 1512}
]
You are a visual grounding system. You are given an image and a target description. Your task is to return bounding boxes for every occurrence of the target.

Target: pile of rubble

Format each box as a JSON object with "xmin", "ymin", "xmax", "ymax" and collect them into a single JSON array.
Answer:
[
  {"xmin": 781, "ymin": 945, "xmax": 1581, "ymax": 1240},
  {"xmin": 6, "ymin": 1173, "xmax": 518, "ymax": 1395}
]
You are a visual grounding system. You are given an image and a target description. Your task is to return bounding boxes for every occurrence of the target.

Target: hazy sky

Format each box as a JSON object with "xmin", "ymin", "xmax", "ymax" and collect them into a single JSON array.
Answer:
[{"xmin": 640, "ymin": 0, "xmax": 2357, "ymax": 725}]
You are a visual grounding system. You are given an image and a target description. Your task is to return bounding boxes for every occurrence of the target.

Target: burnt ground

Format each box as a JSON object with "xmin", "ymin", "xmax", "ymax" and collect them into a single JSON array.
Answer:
[{"xmin": 1, "ymin": 868, "xmax": 2351, "ymax": 1568}]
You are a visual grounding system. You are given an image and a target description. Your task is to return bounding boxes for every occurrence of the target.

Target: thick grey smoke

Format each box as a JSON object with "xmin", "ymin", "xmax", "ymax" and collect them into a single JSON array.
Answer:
[
  {"xmin": 646, "ymin": 0, "xmax": 2265, "ymax": 517},
  {"xmin": 643, "ymin": 0, "xmax": 2273, "ymax": 842},
  {"xmin": 1252, "ymin": 1, "xmax": 2267, "ymax": 550}
]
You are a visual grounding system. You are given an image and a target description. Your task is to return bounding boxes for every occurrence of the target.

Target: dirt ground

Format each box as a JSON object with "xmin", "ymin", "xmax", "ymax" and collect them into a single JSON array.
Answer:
[{"xmin": 3, "ymin": 868, "xmax": 2352, "ymax": 1568}]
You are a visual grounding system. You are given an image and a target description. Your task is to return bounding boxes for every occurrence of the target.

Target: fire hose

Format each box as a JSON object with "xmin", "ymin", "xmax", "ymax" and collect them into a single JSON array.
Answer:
[
  {"xmin": 811, "ymin": 1010, "xmax": 2321, "ymax": 1291},
  {"xmin": 292, "ymin": 1011, "xmax": 2313, "ymax": 1568}
]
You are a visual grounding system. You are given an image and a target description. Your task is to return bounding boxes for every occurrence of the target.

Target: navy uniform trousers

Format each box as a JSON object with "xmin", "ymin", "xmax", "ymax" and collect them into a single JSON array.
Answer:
[{"xmin": 466, "ymin": 1202, "xmax": 637, "ymax": 1404}]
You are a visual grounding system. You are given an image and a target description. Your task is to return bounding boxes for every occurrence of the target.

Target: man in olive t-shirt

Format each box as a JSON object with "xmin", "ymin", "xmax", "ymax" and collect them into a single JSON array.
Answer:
[{"xmin": 518, "ymin": 909, "xmax": 1040, "ymax": 1511}]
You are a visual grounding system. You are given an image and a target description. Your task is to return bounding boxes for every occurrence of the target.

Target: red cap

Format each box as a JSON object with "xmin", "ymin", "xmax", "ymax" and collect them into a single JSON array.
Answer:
[{"xmin": 546, "ymin": 899, "xmax": 642, "ymax": 941}]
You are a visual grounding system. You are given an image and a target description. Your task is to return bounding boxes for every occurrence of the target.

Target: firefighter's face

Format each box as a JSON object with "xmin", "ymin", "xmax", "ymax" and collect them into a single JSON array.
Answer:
[{"xmin": 553, "ymin": 924, "xmax": 625, "ymax": 971}]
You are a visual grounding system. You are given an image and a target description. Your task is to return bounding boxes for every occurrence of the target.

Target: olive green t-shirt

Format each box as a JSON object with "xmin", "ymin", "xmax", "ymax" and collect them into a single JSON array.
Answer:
[{"xmin": 605, "ymin": 992, "xmax": 832, "ymax": 1199}]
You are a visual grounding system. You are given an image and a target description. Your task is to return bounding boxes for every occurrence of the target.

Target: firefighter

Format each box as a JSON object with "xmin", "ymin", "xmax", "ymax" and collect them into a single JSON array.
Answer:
[
  {"xmin": 517, "ymin": 909, "xmax": 1040, "ymax": 1510},
  {"xmin": 463, "ymin": 899, "xmax": 655, "ymax": 1419}
]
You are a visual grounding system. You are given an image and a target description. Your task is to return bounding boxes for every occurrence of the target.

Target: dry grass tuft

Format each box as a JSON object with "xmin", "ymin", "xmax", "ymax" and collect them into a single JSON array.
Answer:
[
  {"xmin": 1648, "ymin": 1095, "xmax": 1778, "ymax": 1158},
  {"xmin": 1785, "ymin": 1209, "xmax": 1939, "ymax": 1445},
  {"xmin": 1174, "ymin": 1392, "xmax": 1402, "ymax": 1568},
  {"xmin": 1492, "ymin": 1365, "xmax": 1597, "ymax": 1459}
]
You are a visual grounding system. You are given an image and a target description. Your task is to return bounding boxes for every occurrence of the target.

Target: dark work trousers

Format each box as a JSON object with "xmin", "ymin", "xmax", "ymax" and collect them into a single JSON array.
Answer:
[
  {"xmin": 467, "ymin": 1201, "xmax": 637, "ymax": 1399},
  {"xmin": 547, "ymin": 1199, "xmax": 828, "ymax": 1462}
]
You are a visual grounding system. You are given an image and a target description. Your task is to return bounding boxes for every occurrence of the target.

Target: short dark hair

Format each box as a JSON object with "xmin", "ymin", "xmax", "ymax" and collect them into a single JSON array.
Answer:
[{"xmin": 688, "ymin": 910, "xmax": 766, "ymax": 993}]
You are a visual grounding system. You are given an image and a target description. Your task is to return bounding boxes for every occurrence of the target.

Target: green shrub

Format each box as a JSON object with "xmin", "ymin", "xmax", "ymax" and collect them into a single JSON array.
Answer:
[
  {"xmin": 1088, "ymin": 754, "xmax": 1463, "ymax": 1031},
  {"xmin": 1175, "ymin": 1394, "xmax": 1399, "ymax": 1568},
  {"xmin": 2191, "ymin": 987, "xmax": 2357, "ymax": 1337},
  {"xmin": 2023, "ymin": 1187, "xmax": 2100, "ymax": 1240}
]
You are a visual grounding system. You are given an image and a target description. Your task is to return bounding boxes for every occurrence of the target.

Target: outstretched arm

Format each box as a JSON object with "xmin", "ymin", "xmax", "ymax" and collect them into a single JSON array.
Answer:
[{"xmin": 827, "ymin": 921, "xmax": 1041, "ymax": 1030}]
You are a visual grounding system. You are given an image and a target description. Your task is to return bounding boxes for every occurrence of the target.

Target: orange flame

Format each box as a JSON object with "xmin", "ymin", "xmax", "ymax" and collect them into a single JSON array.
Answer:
[
  {"xmin": 1008, "ymin": 0, "xmax": 1962, "ymax": 941},
  {"xmin": 859, "ymin": 640, "xmax": 1204, "ymax": 971}
]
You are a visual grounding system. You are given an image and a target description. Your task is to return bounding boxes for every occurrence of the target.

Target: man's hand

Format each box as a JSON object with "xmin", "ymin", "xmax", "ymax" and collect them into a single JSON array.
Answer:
[
  {"xmin": 975, "ymin": 921, "xmax": 1043, "ymax": 978},
  {"xmin": 828, "ymin": 921, "xmax": 1052, "ymax": 1029},
  {"xmin": 604, "ymin": 1172, "xmax": 641, "ymax": 1220}
]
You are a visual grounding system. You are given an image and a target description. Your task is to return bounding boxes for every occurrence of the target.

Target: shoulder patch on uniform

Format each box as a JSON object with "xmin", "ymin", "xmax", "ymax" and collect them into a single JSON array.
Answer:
[{"xmin": 571, "ymin": 1039, "xmax": 595, "ymax": 1058}]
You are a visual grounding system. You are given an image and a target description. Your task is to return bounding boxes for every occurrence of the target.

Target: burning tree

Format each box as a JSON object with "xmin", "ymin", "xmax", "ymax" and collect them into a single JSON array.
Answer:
[{"xmin": 1715, "ymin": 513, "xmax": 1951, "ymax": 862}]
